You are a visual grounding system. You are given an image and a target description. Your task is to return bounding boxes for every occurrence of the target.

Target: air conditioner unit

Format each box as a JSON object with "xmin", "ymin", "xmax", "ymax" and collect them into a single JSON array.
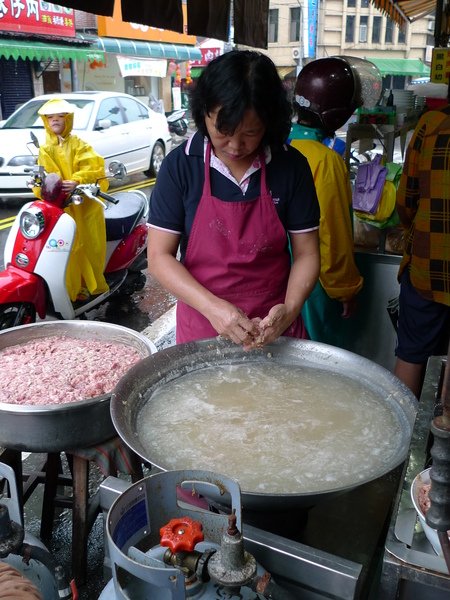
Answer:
[{"xmin": 292, "ymin": 48, "xmax": 301, "ymax": 60}]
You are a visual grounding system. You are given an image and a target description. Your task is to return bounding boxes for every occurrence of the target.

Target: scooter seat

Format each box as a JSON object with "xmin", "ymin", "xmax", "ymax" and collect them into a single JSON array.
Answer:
[{"xmin": 104, "ymin": 191, "xmax": 147, "ymax": 241}]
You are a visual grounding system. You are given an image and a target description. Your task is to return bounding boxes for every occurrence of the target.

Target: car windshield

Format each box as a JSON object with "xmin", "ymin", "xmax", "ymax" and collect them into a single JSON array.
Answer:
[{"xmin": 3, "ymin": 99, "xmax": 95, "ymax": 130}]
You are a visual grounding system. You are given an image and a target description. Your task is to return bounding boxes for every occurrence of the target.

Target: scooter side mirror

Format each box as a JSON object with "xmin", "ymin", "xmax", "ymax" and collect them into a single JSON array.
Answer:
[{"xmin": 30, "ymin": 131, "xmax": 40, "ymax": 149}]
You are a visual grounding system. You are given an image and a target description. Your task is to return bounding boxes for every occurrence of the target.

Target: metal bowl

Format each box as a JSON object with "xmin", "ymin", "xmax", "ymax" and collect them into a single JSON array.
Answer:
[
  {"xmin": 111, "ymin": 337, "xmax": 418, "ymax": 511},
  {"xmin": 0, "ymin": 320, "xmax": 156, "ymax": 452}
]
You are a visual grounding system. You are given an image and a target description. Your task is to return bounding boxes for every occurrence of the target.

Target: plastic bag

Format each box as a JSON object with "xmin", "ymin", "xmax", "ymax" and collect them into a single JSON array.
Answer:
[
  {"xmin": 354, "ymin": 162, "xmax": 402, "ymax": 229},
  {"xmin": 352, "ymin": 154, "xmax": 387, "ymax": 214}
]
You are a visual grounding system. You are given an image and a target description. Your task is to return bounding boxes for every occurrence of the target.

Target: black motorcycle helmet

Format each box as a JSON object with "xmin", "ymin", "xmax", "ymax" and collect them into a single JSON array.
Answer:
[{"xmin": 294, "ymin": 56, "xmax": 381, "ymax": 134}]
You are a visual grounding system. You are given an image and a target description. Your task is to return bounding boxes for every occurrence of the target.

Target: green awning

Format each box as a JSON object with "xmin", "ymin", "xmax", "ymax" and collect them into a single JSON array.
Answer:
[
  {"xmin": 366, "ymin": 57, "xmax": 430, "ymax": 77},
  {"xmin": 0, "ymin": 38, "xmax": 105, "ymax": 63},
  {"xmin": 78, "ymin": 34, "xmax": 202, "ymax": 61}
]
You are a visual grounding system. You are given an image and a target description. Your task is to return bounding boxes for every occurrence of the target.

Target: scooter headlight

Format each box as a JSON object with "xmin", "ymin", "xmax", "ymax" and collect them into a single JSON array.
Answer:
[{"xmin": 20, "ymin": 207, "xmax": 45, "ymax": 239}]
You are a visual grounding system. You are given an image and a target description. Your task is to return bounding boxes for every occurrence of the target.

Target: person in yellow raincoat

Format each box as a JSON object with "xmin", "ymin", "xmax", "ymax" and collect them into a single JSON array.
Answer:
[
  {"xmin": 33, "ymin": 98, "xmax": 109, "ymax": 301},
  {"xmin": 289, "ymin": 57, "xmax": 364, "ymax": 347}
]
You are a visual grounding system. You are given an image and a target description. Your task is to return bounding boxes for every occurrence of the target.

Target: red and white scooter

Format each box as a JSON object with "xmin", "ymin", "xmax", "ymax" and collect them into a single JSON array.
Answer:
[{"xmin": 0, "ymin": 161, "xmax": 149, "ymax": 329}]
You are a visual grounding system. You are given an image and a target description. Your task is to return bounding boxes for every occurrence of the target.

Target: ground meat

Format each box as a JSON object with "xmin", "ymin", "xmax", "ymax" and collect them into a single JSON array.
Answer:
[
  {"xmin": 418, "ymin": 482, "xmax": 431, "ymax": 514},
  {"xmin": 0, "ymin": 563, "xmax": 42, "ymax": 600},
  {"xmin": 417, "ymin": 479, "xmax": 450, "ymax": 538},
  {"xmin": 0, "ymin": 336, "xmax": 142, "ymax": 405}
]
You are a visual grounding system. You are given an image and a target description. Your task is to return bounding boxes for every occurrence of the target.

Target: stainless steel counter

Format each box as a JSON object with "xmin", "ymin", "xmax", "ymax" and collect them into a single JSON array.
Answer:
[
  {"xmin": 333, "ymin": 251, "xmax": 401, "ymax": 372},
  {"xmin": 379, "ymin": 356, "xmax": 450, "ymax": 598}
]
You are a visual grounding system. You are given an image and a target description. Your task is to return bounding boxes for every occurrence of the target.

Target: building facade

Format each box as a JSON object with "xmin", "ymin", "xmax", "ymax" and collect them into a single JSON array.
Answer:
[{"xmin": 254, "ymin": 0, "xmax": 433, "ymax": 93}]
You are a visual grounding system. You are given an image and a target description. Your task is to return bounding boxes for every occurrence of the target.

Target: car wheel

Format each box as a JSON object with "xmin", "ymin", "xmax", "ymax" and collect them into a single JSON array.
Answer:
[
  {"xmin": 0, "ymin": 303, "xmax": 36, "ymax": 330},
  {"xmin": 145, "ymin": 141, "xmax": 165, "ymax": 178}
]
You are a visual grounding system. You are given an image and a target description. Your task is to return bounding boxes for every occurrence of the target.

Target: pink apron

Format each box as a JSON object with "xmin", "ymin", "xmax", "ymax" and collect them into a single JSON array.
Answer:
[{"xmin": 176, "ymin": 143, "xmax": 306, "ymax": 343}]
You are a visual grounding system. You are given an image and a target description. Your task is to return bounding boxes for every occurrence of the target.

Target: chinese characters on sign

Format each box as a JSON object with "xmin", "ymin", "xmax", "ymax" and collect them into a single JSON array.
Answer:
[
  {"xmin": 431, "ymin": 47, "xmax": 450, "ymax": 84},
  {"xmin": 189, "ymin": 47, "xmax": 221, "ymax": 67},
  {"xmin": 0, "ymin": 1, "xmax": 75, "ymax": 37}
]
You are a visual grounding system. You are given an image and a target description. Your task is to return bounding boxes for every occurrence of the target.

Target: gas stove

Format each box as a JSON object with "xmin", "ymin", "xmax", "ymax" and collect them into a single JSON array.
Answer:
[{"xmin": 98, "ymin": 356, "xmax": 449, "ymax": 599}]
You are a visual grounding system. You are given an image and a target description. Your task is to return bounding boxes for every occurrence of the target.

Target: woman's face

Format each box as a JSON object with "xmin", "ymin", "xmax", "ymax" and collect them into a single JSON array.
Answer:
[{"xmin": 205, "ymin": 107, "xmax": 265, "ymax": 168}]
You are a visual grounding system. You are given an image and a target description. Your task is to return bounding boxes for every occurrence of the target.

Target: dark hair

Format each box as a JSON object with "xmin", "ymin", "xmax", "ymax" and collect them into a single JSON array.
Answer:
[{"xmin": 190, "ymin": 50, "xmax": 292, "ymax": 148}]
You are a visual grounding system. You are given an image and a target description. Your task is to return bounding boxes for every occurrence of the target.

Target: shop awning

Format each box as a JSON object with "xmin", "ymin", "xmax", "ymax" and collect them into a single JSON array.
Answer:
[
  {"xmin": 0, "ymin": 38, "xmax": 105, "ymax": 63},
  {"xmin": 369, "ymin": 0, "xmax": 436, "ymax": 26},
  {"xmin": 366, "ymin": 57, "xmax": 430, "ymax": 76},
  {"xmin": 78, "ymin": 34, "xmax": 202, "ymax": 61}
]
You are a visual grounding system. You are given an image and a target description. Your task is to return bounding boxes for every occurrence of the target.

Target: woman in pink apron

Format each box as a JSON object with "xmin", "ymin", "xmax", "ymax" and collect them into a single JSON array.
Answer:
[{"xmin": 148, "ymin": 50, "xmax": 320, "ymax": 350}]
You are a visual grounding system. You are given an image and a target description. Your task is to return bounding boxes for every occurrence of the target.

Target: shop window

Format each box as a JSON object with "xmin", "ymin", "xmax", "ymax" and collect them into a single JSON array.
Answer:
[
  {"xmin": 290, "ymin": 7, "xmax": 301, "ymax": 42},
  {"xmin": 359, "ymin": 16, "xmax": 368, "ymax": 42},
  {"xmin": 269, "ymin": 9, "xmax": 278, "ymax": 43},
  {"xmin": 346, "ymin": 15, "xmax": 355, "ymax": 42},
  {"xmin": 372, "ymin": 16, "xmax": 382, "ymax": 43},
  {"xmin": 385, "ymin": 19, "xmax": 394, "ymax": 44}
]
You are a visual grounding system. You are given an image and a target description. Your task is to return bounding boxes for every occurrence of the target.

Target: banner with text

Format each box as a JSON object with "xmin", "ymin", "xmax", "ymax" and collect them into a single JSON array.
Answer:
[{"xmin": 0, "ymin": 1, "xmax": 75, "ymax": 37}]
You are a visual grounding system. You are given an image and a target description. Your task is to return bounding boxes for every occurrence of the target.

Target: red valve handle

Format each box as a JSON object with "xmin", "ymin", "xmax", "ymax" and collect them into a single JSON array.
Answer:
[{"xmin": 160, "ymin": 516, "xmax": 204, "ymax": 552}]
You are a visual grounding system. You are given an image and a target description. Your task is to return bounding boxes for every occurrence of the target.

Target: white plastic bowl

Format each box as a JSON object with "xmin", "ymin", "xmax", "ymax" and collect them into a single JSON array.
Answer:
[{"xmin": 410, "ymin": 467, "xmax": 449, "ymax": 556}]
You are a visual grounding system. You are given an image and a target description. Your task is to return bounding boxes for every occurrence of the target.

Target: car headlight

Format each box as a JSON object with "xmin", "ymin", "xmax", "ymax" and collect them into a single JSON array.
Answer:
[
  {"xmin": 8, "ymin": 155, "xmax": 37, "ymax": 167},
  {"xmin": 20, "ymin": 208, "xmax": 45, "ymax": 239}
]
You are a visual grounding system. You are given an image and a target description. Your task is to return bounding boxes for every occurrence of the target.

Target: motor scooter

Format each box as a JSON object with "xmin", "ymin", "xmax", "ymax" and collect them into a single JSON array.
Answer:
[
  {"xmin": 0, "ymin": 160, "xmax": 150, "ymax": 329},
  {"xmin": 166, "ymin": 108, "xmax": 189, "ymax": 137}
]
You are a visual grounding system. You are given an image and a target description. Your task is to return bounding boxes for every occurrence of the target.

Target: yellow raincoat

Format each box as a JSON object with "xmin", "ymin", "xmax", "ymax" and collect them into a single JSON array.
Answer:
[
  {"xmin": 33, "ymin": 100, "xmax": 109, "ymax": 301},
  {"xmin": 290, "ymin": 138, "xmax": 363, "ymax": 345}
]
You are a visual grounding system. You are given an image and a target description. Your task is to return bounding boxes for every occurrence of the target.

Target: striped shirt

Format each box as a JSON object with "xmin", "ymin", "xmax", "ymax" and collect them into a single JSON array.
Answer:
[{"xmin": 397, "ymin": 104, "xmax": 450, "ymax": 306}]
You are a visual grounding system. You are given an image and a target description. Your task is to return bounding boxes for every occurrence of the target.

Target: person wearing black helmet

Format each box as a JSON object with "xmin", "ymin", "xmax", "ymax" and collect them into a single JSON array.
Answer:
[{"xmin": 289, "ymin": 56, "xmax": 366, "ymax": 347}]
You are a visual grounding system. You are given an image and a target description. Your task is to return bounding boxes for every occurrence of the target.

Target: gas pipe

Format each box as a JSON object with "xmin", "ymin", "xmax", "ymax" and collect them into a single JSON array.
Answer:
[{"xmin": 99, "ymin": 469, "xmax": 296, "ymax": 599}]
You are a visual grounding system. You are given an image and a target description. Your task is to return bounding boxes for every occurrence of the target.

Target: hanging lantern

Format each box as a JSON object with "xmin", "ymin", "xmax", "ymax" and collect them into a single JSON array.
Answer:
[
  {"xmin": 185, "ymin": 63, "xmax": 192, "ymax": 85},
  {"xmin": 175, "ymin": 64, "xmax": 182, "ymax": 86}
]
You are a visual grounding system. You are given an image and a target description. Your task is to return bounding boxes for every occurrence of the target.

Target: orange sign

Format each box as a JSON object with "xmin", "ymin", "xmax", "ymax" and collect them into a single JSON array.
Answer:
[{"xmin": 97, "ymin": 1, "xmax": 196, "ymax": 45}]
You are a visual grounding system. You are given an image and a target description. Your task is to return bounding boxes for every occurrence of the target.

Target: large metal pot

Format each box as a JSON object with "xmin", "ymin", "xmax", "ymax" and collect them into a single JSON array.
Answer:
[
  {"xmin": 111, "ymin": 337, "xmax": 418, "ymax": 511},
  {"xmin": 0, "ymin": 320, "xmax": 156, "ymax": 452}
]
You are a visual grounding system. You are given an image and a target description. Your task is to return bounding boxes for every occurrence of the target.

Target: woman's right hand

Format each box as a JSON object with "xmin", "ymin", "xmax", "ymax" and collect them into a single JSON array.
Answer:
[{"xmin": 206, "ymin": 298, "xmax": 260, "ymax": 346}]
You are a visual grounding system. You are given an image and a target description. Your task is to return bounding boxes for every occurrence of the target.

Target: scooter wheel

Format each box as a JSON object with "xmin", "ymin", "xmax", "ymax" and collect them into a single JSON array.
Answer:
[{"xmin": 0, "ymin": 303, "xmax": 36, "ymax": 330}]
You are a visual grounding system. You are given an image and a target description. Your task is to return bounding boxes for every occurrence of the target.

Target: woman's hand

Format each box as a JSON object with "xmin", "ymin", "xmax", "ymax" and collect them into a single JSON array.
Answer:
[
  {"xmin": 243, "ymin": 304, "xmax": 296, "ymax": 350},
  {"xmin": 206, "ymin": 298, "xmax": 260, "ymax": 345}
]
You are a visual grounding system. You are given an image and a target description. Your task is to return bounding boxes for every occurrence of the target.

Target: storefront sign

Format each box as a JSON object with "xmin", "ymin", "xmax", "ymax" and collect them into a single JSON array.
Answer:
[
  {"xmin": 305, "ymin": 0, "xmax": 318, "ymax": 59},
  {"xmin": 431, "ymin": 47, "xmax": 450, "ymax": 84},
  {"xmin": 98, "ymin": 1, "xmax": 196, "ymax": 45},
  {"xmin": 190, "ymin": 47, "xmax": 221, "ymax": 67},
  {"xmin": 0, "ymin": 1, "xmax": 75, "ymax": 37},
  {"xmin": 116, "ymin": 56, "xmax": 167, "ymax": 78}
]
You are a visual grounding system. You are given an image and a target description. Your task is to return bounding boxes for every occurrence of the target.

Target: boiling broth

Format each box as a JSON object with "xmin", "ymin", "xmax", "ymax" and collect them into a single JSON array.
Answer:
[{"xmin": 136, "ymin": 362, "xmax": 403, "ymax": 494}]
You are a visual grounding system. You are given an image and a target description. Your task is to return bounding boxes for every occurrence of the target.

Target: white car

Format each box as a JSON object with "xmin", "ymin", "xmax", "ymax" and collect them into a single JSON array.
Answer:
[{"xmin": 0, "ymin": 91, "xmax": 172, "ymax": 199}]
